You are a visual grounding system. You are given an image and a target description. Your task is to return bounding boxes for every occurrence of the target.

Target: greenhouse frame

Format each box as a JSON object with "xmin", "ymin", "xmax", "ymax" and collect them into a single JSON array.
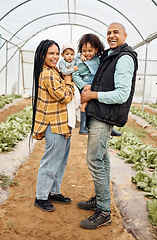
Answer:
[{"xmin": 0, "ymin": 0, "xmax": 157, "ymax": 105}]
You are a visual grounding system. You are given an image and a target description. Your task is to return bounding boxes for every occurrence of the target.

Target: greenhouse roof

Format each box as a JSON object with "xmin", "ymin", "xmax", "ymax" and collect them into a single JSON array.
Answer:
[{"xmin": 0, "ymin": 0, "xmax": 157, "ymax": 50}]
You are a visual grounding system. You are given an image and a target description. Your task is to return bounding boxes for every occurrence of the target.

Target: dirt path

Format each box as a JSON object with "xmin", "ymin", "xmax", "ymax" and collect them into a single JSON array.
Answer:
[
  {"xmin": 0, "ymin": 129, "xmax": 136, "ymax": 240},
  {"xmin": 0, "ymin": 99, "xmax": 136, "ymax": 240},
  {"xmin": 0, "ymin": 99, "xmax": 156, "ymax": 240}
]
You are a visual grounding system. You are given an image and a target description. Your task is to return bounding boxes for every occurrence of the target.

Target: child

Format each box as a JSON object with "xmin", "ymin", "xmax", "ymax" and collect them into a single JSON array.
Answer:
[
  {"xmin": 59, "ymin": 42, "xmax": 78, "ymax": 75},
  {"xmin": 72, "ymin": 34, "xmax": 122, "ymax": 136},
  {"xmin": 59, "ymin": 43, "xmax": 81, "ymax": 128},
  {"xmin": 72, "ymin": 33, "xmax": 104, "ymax": 134}
]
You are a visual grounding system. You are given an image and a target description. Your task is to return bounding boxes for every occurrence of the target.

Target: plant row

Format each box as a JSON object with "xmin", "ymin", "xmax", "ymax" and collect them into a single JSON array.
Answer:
[
  {"xmin": 149, "ymin": 103, "xmax": 157, "ymax": 109},
  {"xmin": 0, "ymin": 105, "xmax": 32, "ymax": 152},
  {"xmin": 0, "ymin": 94, "xmax": 22, "ymax": 109},
  {"xmin": 130, "ymin": 105, "xmax": 157, "ymax": 129},
  {"xmin": 132, "ymin": 170, "xmax": 157, "ymax": 226},
  {"xmin": 110, "ymin": 131, "xmax": 157, "ymax": 170},
  {"xmin": 110, "ymin": 130, "xmax": 157, "ymax": 226}
]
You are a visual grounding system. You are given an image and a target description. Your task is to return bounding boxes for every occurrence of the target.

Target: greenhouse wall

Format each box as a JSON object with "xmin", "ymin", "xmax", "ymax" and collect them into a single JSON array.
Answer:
[
  {"xmin": 0, "ymin": 49, "xmax": 23, "ymax": 95},
  {"xmin": 0, "ymin": 0, "xmax": 157, "ymax": 103}
]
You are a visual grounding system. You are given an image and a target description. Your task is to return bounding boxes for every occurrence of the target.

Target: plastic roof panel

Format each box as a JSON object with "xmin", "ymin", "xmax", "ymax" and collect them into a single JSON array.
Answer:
[
  {"xmin": 0, "ymin": 0, "xmax": 157, "ymax": 102},
  {"xmin": 0, "ymin": 0, "xmax": 155, "ymax": 48},
  {"xmin": 0, "ymin": 0, "xmax": 156, "ymax": 49}
]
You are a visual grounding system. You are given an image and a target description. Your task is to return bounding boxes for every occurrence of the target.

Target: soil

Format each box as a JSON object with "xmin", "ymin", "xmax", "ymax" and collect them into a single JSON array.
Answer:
[{"xmin": 0, "ymin": 99, "xmax": 156, "ymax": 240}]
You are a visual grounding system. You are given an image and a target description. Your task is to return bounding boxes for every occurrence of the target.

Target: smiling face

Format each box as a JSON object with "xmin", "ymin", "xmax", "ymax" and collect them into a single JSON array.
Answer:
[
  {"xmin": 81, "ymin": 42, "xmax": 98, "ymax": 61},
  {"xmin": 62, "ymin": 48, "xmax": 75, "ymax": 63},
  {"xmin": 107, "ymin": 23, "xmax": 127, "ymax": 50},
  {"xmin": 44, "ymin": 44, "xmax": 60, "ymax": 68}
]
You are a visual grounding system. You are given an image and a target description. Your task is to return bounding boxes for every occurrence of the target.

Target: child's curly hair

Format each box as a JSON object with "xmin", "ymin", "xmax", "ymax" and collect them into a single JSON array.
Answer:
[{"xmin": 78, "ymin": 33, "xmax": 105, "ymax": 56}]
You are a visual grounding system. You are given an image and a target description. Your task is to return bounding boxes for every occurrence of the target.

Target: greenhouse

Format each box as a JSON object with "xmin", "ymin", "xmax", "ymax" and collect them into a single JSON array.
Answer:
[
  {"xmin": 0, "ymin": 0, "xmax": 157, "ymax": 104},
  {"xmin": 0, "ymin": 1, "xmax": 157, "ymax": 240}
]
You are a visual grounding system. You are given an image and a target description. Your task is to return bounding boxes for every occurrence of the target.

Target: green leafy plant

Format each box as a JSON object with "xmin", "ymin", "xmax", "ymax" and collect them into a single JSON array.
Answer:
[
  {"xmin": 130, "ymin": 105, "xmax": 157, "ymax": 129},
  {"xmin": 149, "ymin": 103, "xmax": 157, "ymax": 109},
  {"xmin": 146, "ymin": 199, "xmax": 157, "ymax": 226},
  {"xmin": 110, "ymin": 128, "xmax": 157, "ymax": 226},
  {"xmin": 0, "ymin": 172, "xmax": 18, "ymax": 189},
  {"xmin": 0, "ymin": 94, "xmax": 22, "ymax": 109},
  {"xmin": 110, "ymin": 132, "xmax": 157, "ymax": 169},
  {"xmin": 131, "ymin": 169, "xmax": 157, "ymax": 198},
  {"xmin": 0, "ymin": 105, "xmax": 32, "ymax": 152},
  {"xmin": 132, "ymin": 171, "xmax": 153, "ymax": 192}
]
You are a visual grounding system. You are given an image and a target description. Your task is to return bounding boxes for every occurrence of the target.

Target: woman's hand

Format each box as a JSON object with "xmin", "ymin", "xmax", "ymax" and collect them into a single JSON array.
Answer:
[{"xmin": 64, "ymin": 75, "xmax": 72, "ymax": 83}]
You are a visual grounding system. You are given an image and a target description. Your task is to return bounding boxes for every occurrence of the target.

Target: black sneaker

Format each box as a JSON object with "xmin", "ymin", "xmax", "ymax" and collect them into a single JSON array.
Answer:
[
  {"xmin": 80, "ymin": 209, "xmax": 111, "ymax": 229},
  {"xmin": 48, "ymin": 193, "xmax": 71, "ymax": 204},
  {"xmin": 77, "ymin": 196, "xmax": 97, "ymax": 210},
  {"xmin": 34, "ymin": 198, "xmax": 55, "ymax": 212}
]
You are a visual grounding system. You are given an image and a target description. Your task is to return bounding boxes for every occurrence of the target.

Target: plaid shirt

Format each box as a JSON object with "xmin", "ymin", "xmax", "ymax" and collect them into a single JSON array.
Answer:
[{"xmin": 33, "ymin": 65, "xmax": 75, "ymax": 140}]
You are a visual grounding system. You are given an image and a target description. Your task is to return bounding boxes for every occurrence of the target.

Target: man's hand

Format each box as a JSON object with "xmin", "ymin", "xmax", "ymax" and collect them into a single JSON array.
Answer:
[
  {"xmin": 83, "ymin": 84, "xmax": 91, "ymax": 91},
  {"xmin": 81, "ymin": 89, "xmax": 98, "ymax": 103}
]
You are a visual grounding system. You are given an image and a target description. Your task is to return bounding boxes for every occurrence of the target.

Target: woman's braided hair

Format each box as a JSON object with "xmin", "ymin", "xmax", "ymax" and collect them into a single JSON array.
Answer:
[{"xmin": 30, "ymin": 39, "xmax": 60, "ymax": 145}]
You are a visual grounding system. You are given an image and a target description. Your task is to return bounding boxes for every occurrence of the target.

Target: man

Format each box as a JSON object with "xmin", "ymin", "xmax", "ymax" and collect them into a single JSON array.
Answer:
[{"xmin": 78, "ymin": 22, "xmax": 138, "ymax": 229}]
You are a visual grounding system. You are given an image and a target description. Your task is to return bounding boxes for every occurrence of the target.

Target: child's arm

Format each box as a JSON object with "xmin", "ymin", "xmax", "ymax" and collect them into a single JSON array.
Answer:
[
  {"xmin": 81, "ymin": 55, "xmax": 87, "ymax": 62},
  {"xmin": 59, "ymin": 61, "xmax": 75, "ymax": 75},
  {"xmin": 72, "ymin": 54, "xmax": 87, "ymax": 90},
  {"xmin": 72, "ymin": 69, "xmax": 87, "ymax": 90}
]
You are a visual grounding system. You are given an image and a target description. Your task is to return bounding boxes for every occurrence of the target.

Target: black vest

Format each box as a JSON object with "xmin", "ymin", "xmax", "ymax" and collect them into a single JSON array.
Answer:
[{"xmin": 86, "ymin": 43, "xmax": 138, "ymax": 127}]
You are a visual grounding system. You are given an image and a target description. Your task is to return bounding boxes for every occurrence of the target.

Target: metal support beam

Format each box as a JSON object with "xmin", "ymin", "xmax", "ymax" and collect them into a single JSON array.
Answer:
[
  {"xmin": 141, "ymin": 43, "xmax": 149, "ymax": 112},
  {"xmin": 20, "ymin": 50, "xmax": 25, "ymax": 94},
  {"xmin": 18, "ymin": 49, "xmax": 21, "ymax": 94},
  {"xmin": 5, "ymin": 41, "xmax": 8, "ymax": 95},
  {"xmin": 70, "ymin": 25, "xmax": 73, "ymax": 43}
]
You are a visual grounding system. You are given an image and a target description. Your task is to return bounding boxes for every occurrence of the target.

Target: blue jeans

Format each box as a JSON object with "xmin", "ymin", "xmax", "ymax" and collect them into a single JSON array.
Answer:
[
  {"xmin": 87, "ymin": 117, "xmax": 113, "ymax": 213},
  {"xmin": 36, "ymin": 124, "xmax": 71, "ymax": 200}
]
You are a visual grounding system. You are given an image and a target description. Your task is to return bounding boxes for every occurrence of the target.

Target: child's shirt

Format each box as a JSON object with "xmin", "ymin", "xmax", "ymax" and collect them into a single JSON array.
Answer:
[
  {"xmin": 59, "ymin": 58, "xmax": 76, "ymax": 75},
  {"xmin": 72, "ymin": 54, "xmax": 100, "ymax": 90}
]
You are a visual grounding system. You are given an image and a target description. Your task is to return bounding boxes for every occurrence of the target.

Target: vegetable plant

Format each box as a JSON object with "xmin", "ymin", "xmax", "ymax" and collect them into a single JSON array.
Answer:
[
  {"xmin": 149, "ymin": 103, "xmax": 157, "ymax": 109},
  {"xmin": 0, "ymin": 105, "xmax": 32, "ymax": 152},
  {"xmin": 146, "ymin": 199, "xmax": 157, "ymax": 226},
  {"xmin": 0, "ymin": 94, "xmax": 22, "ymax": 109},
  {"xmin": 110, "ymin": 128, "xmax": 157, "ymax": 226},
  {"xmin": 131, "ymin": 169, "xmax": 157, "ymax": 198},
  {"xmin": 130, "ymin": 105, "xmax": 157, "ymax": 129},
  {"xmin": 110, "ymin": 131, "xmax": 157, "ymax": 170},
  {"xmin": 0, "ymin": 172, "xmax": 18, "ymax": 189}
]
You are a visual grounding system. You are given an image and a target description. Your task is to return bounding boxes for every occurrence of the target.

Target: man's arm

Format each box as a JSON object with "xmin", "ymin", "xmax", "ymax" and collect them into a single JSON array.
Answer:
[
  {"xmin": 98, "ymin": 55, "xmax": 134, "ymax": 104},
  {"xmin": 82, "ymin": 55, "xmax": 134, "ymax": 104}
]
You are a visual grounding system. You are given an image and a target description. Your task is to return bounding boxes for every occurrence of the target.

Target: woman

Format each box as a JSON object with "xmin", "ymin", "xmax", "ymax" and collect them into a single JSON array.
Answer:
[{"xmin": 31, "ymin": 40, "xmax": 75, "ymax": 212}]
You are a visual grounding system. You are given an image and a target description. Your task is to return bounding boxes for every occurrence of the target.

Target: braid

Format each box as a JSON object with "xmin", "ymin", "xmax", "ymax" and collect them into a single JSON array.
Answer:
[{"xmin": 29, "ymin": 39, "xmax": 60, "ymax": 150}]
